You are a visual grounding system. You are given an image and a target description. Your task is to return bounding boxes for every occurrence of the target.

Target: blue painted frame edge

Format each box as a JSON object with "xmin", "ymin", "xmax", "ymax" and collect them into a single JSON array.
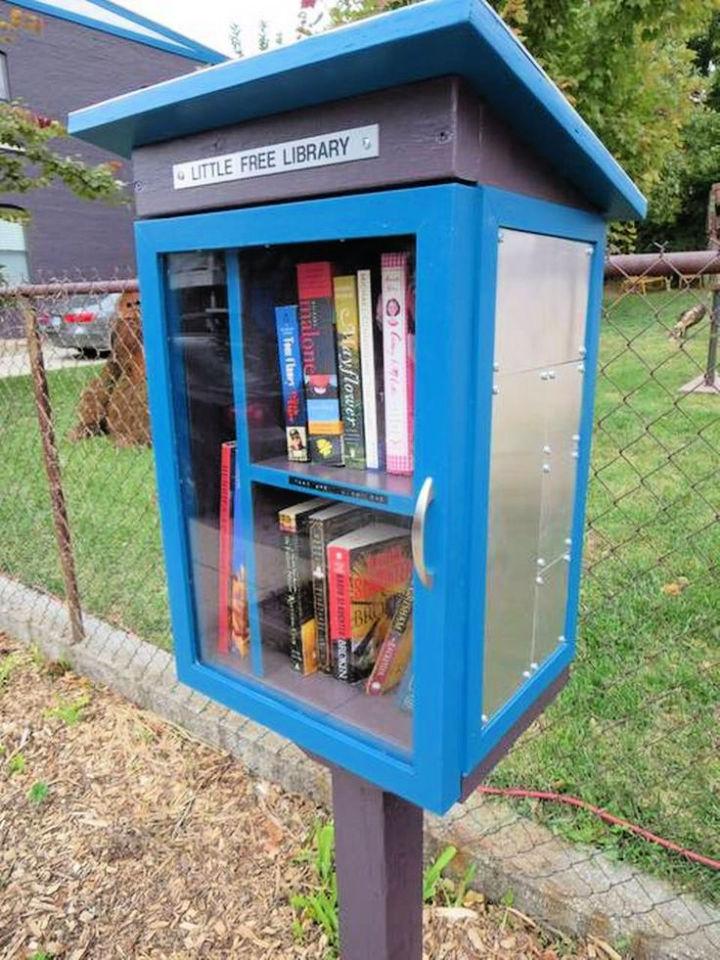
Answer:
[
  {"xmin": 463, "ymin": 186, "xmax": 606, "ymax": 775},
  {"xmin": 12, "ymin": 0, "xmax": 225, "ymax": 63},
  {"xmin": 135, "ymin": 183, "xmax": 476, "ymax": 814}
]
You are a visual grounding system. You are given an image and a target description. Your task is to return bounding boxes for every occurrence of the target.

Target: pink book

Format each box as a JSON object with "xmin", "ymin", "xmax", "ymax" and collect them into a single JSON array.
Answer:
[{"xmin": 381, "ymin": 253, "xmax": 414, "ymax": 475}]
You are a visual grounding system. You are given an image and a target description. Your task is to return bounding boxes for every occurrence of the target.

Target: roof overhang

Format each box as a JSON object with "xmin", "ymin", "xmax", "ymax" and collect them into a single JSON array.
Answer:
[{"xmin": 68, "ymin": 0, "xmax": 646, "ymax": 220}]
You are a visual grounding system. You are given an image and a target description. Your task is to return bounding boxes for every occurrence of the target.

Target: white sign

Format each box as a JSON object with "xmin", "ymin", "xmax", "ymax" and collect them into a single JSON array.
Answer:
[{"xmin": 172, "ymin": 124, "xmax": 379, "ymax": 190}]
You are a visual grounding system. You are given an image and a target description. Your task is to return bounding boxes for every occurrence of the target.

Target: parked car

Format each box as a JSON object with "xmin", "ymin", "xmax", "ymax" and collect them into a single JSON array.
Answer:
[{"xmin": 39, "ymin": 293, "xmax": 121, "ymax": 356}]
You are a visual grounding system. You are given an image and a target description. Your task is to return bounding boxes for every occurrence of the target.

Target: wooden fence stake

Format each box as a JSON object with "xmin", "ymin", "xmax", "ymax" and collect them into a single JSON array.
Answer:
[
  {"xmin": 22, "ymin": 301, "xmax": 84, "ymax": 644},
  {"xmin": 332, "ymin": 766, "xmax": 423, "ymax": 960}
]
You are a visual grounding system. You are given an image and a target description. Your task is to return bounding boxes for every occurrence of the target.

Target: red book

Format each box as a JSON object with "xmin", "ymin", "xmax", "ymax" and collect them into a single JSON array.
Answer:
[
  {"xmin": 217, "ymin": 441, "xmax": 236, "ymax": 655},
  {"xmin": 297, "ymin": 261, "xmax": 344, "ymax": 465}
]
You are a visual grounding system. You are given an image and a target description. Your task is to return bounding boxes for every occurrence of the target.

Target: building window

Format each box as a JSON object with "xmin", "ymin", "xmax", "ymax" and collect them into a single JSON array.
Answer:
[
  {"xmin": 0, "ymin": 53, "xmax": 9, "ymax": 101},
  {"xmin": 0, "ymin": 211, "xmax": 29, "ymax": 284}
]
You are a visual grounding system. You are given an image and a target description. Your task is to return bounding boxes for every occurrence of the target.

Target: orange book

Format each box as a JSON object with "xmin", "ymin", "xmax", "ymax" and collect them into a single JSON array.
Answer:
[{"xmin": 366, "ymin": 583, "xmax": 413, "ymax": 695}]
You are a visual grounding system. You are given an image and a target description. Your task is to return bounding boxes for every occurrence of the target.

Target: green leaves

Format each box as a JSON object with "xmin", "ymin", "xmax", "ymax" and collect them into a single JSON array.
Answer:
[
  {"xmin": 0, "ymin": 103, "xmax": 127, "ymax": 221},
  {"xmin": 321, "ymin": 0, "xmax": 720, "ymax": 250},
  {"xmin": 28, "ymin": 781, "xmax": 50, "ymax": 806}
]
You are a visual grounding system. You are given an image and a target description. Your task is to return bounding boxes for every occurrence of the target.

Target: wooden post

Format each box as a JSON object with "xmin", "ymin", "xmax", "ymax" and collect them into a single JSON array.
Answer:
[
  {"xmin": 705, "ymin": 288, "xmax": 719, "ymax": 389},
  {"xmin": 23, "ymin": 300, "xmax": 85, "ymax": 644},
  {"xmin": 331, "ymin": 766, "xmax": 424, "ymax": 960}
]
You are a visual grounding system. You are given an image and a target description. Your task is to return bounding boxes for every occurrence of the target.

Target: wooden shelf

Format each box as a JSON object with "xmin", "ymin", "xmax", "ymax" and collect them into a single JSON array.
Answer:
[{"xmin": 249, "ymin": 457, "xmax": 415, "ymax": 516}]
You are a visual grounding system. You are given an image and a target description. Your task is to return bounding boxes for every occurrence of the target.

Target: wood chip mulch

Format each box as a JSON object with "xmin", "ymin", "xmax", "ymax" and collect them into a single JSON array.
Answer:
[{"xmin": 0, "ymin": 635, "xmax": 611, "ymax": 959}]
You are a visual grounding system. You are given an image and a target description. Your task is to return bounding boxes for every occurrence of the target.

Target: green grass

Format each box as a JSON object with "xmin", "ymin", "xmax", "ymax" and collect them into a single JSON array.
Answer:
[
  {"xmin": 0, "ymin": 364, "xmax": 170, "ymax": 647},
  {"xmin": 0, "ymin": 289, "xmax": 717, "ymax": 901},
  {"xmin": 492, "ymin": 287, "xmax": 720, "ymax": 902}
]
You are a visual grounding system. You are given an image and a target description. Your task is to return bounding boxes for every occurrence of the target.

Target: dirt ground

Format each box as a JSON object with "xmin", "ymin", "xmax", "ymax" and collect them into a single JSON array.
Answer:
[{"xmin": 0, "ymin": 634, "xmax": 613, "ymax": 959}]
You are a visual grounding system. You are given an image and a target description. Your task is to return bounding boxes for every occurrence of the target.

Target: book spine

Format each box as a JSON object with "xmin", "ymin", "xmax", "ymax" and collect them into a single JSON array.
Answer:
[
  {"xmin": 357, "ymin": 269, "xmax": 380, "ymax": 470},
  {"xmin": 366, "ymin": 584, "xmax": 413, "ymax": 695},
  {"xmin": 297, "ymin": 262, "xmax": 344, "ymax": 466},
  {"xmin": 229, "ymin": 444, "xmax": 249, "ymax": 658},
  {"xmin": 334, "ymin": 275, "xmax": 366, "ymax": 469},
  {"xmin": 381, "ymin": 253, "xmax": 414, "ymax": 475},
  {"xmin": 310, "ymin": 521, "xmax": 331, "ymax": 674},
  {"xmin": 275, "ymin": 305, "xmax": 309, "ymax": 463},
  {"xmin": 217, "ymin": 441, "xmax": 235, "ymax": 655},
  {"xmin": 328, "ymin": 543, "xmax": 352, "ymax": 682},
  {"xmin": 283, "ymin": 530, "xmax": 304, "ymax": 672}
]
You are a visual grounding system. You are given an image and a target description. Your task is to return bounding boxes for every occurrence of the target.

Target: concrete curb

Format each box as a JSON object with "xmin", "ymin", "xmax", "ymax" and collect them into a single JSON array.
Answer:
[{"xmin": 0, "ymin": 575, "xmax": 717, "ymax": 960}]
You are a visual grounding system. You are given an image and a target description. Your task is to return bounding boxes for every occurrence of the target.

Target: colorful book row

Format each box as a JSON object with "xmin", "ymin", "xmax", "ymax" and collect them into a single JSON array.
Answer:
[
  {"xmin": 280, "ymin": 498, "xmax": 414, "ymax": 697},
  {"xmin": 275, "ymin": 255, "xmax": 414, "ymax": 476}
]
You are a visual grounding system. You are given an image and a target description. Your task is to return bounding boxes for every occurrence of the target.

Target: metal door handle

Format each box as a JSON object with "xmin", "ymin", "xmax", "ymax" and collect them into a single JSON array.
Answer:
[{"xmin": 412, "ymin": 477, "xmax": 434, "ymax": 589}]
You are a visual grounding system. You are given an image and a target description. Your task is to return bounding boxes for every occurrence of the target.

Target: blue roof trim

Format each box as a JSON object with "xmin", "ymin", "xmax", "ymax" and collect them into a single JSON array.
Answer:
[
  {"xmin": 11, "ymin": 0, "xmax": 226, "ymax": 64},
  {"xmin": 68, "ymin": 0, "xmax": 645, "ymax": 219}
]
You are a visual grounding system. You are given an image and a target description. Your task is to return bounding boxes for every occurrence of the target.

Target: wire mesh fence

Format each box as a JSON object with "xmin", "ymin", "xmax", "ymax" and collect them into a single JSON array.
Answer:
[{"xmin": 0, "ymin": 257, "xmax": 718, "ymax": 951}]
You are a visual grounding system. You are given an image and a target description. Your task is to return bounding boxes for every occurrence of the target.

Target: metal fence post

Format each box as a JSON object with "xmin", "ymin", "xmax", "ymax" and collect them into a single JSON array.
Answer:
[
  {"xmin": 331, "ymin": 766, "xmax": 424, "ymax": 960},
  {"xmin": 22, "ymin": 299, "xmax": 85, "ymax": 644}
]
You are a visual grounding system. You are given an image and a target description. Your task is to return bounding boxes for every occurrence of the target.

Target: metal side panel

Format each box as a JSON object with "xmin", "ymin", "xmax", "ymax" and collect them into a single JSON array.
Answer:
[
  {"xmin": 482, "ymin": 368, "xmax": 544, "ymax": 718},
  {"xmin": 538, "ymin": 360, "xmax": 585, "ymax": 566},
  {"xmin": 483, "ymin": 230, "xmax": 591, "ymax": 720},
  {"xmin": 493, "ymin": 230, "xmax": 592, "ymax": 375}
]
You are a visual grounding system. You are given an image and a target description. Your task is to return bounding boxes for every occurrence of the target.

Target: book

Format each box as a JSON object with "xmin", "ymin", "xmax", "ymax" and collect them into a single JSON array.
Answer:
[
  {"xmin": 381, "ymin": 252, "xmax": 414, "ymax": 475},
  {"xmin": 275, "ymin": 305, "xmax": 309, "ymax": 462},
  {"xmin": 217, "ymin": 441, "xmax": 236, "ymax": 655},
  {"xmin": 357, "ymin": 269, "xmax": 381, "ymax": 470},
  {"xmin": 309, "ymin": 503, "xmax": 369, "ymax": 673},
  {"xmin": 366, "ymin": 582, "xmax": 413, "ymax": 694},
  {"xmin": 279, "ymin": 497, "xmax": 331, "ymax": 674},
  {"xmin": 327, "ymin": 524, "xmax": 413, "ymax": 683},
  {"xmin": 297, "ymin": 261, "xmax": 344, "ymax": 466},
  {"xmin": 334, "ymin": 275, "xmax": 366, "ymax": 469},
  {"xmin": 229, "ymin": 443, "xmax": 249, "ymax": 658}
]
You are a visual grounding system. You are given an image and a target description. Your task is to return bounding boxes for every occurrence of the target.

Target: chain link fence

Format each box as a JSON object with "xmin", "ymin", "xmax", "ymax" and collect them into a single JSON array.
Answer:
[{"xmin": 0, "ymin": 257, "xmax": 718, "ymax": 954}]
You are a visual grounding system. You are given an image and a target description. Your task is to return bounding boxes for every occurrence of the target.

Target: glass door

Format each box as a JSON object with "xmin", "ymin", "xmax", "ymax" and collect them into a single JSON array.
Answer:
[{"xmin": 166, "ymin": 238, "xmax": 417, "ymax": 755}]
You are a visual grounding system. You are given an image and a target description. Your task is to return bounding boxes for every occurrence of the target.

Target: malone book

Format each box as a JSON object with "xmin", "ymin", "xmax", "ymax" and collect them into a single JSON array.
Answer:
[{"xmin": 297, "ymin": 261, "xmax": 344, "ymax": 466}]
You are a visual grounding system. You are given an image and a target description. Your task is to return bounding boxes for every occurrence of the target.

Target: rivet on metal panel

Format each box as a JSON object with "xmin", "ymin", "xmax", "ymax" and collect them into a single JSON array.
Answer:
[
  {"xmin": 542, "ymin": 463, "xmax": 551, "ymax": 473},
  {"xmin": 540, "ymin": 370, "xmax": 549, "ymax": 381},
  {"xmin": 536, "ymin": 575, "xmax": 545, "ymax": 585},
  {"xmin": 548, "ymin": 370, "xmax": 556, "ymax": 380},
  {"xmin": 522, "ymin": 669, "xmax": 532, "ymax": 679},
  {"xmin": 543, "ymin": 444, "xmax": 552, "ymax": 455},
  {"xmin": 563, "ymin": 553, "xmax": 571, "ymax": 563},
  {"xmin": 572, "ymin": 434, "xmax": 581, "ymax": 443},
  {"xmin": 537, "ymin": 557, "xmax": 546, "ymax": 567},
  {"xmin": 564, "ymin": 537, "xmax": 573, "ymax": 547},
  {"xmin": 481, "ymin": 713, "xmax": 489, "ymax": 724},
  {"xmin": 498, "ymin": 230, "xmax": 505, "ymax": 243},
  {"xmin": 559, "ymin": 635, "xmax": 567, "ymax": 644},
  {"xmin": 577, "ymin": 362, "xmax": 586, "ymax": 373},
  {"xmin": 579, "ymin": 346, "xmax": 587, "ymax": 359},
  {"xmin": 492, "ymin": 384, "xmax": 500, "ymax": 395},
  {"xmin": 586, "ymin": 246, "xmax": 593, "ymax": 256},
  {"xmin": 530, "ymin": 661, "xmax": 539, "ymax": 671},
  {"xmin": 572, "ymin": 451, "xmax": 580, "ymax": 460},
  {"xmin": 493, "ymin": 362, "xmax": 500, "ymax": 373}
]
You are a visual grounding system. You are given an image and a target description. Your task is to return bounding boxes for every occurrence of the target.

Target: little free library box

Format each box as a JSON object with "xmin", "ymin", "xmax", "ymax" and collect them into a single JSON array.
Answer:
[{"xmin": 70, "ymin": 0, "xmax": 644, "ymax": 814}]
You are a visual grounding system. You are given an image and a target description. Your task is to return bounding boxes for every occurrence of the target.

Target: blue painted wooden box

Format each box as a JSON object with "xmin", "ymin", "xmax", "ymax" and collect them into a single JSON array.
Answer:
[{"xmin": 69, "ymin": 0, "xmax": 644, "ymax": 813}]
